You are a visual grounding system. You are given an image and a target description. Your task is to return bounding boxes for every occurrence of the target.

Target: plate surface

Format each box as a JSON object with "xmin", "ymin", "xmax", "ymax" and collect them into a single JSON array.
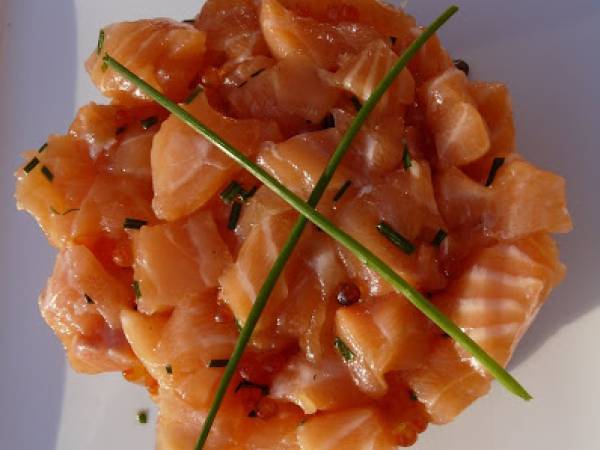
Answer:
[{"xmin": 1, "ymin": 1, "xmax": 599, "ymax": 449}]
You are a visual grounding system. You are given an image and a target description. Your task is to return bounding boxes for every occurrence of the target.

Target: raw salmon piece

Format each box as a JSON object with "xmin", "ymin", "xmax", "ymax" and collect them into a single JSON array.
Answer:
[
  {"xmin": 271, "ymin": 351, "xmax": 369, "ymax": 413},
  {"xmin": 155, "ymin": 295, "xmax": 238, "ymax": 371},
  {"xmin": 376, "ymin": 372, "xmax": 430, "ymax": 447},
  {"xmin": 260, "ymin": 0, "xmax": 383, "ymax": 70},
  {"xmin": 40, "ymin": 245, "xmax": 136, "ymax": 373},
  {"xmin": 405, "ymin": 339, "xmax": 490, "ymax": 425},
  {"xmin": 132, "ymin": 210, "xmax": 232, "ymax": 314},
  {"xmin": 103, "ymin": 127, "xmax": 155, "ymax": 180},
  {"xmin": 333, "ymin": 164, "xmax": 446, "ymax": 296},
  {"xmin": 335, "ymin": 39, "xmax": 415, "ymax": 117},
  {"xmin": 235, "ymin": 186, "xmax": 291, "ymax": 241},
  {"xmin": 219, "ymin": 209, "xmax": 302, "ymax": 345},
  {"xmin": 332, "ymin": 108, "xmax": 406, "ymax": 177},
  {"xmin": 151, "ymin": 94, "xmax": 282, "ymax": 221},
  {"xmin": 68, "ymin": 103, "xmax": 121, "ymax": 159},
  {"xmin": 335, "ymin": 293, "xmax": 434, "ymax": 396},
  {"xmin": 121, "ymin": 310, "xmax": 170, "ymax": 382},
  {"xmin": 420, "ymin": 68, "xmax": 491, "ymax": 167},
  {"xmin": 256, "ymin": 127, "xmax": 353, "ymax": 205},
  {"xmin": 407, "ymin": 234, "xmax": 565, "ymax": 423},
  {"xmin": 438, "ymin": 159, "xmax": 572, "ymax": 240},
  {"xmin": 227, "ymin": 56, "xmax": 341, "ymax": 135},
  {"xmin": 15, "ymin": 135, "xmax": 96, "ymax": 248},
  {"xmin": 297, "ymin": 407, "xmax": 396, "ymax": 450},
  {"xmin": 71, "ymin": 173, "xmax": 156, "ymax": 247},
  {"xmin": 278, "ymin": 0, "xmax": 416, "ymax": 43},
  {"xmin": 86, "ymin": 19, "xmax": 206, "ymax": 104},
  {"xmin": 196, "ymin": 0, "xmax": 270, "ymax": 62},
  {"xmin": 404, "ymin": 29, "xmax": 453, "ymax": 84},
  {"xmin": 276, "ymin": 238, "xmax": 345, "ymax": 362}
]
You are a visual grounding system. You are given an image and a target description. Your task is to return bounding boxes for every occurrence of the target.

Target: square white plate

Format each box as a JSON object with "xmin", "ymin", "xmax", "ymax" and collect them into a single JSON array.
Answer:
[{"xmin": 1, "ymin": 1, "xmax": 599, "ymax": 449}]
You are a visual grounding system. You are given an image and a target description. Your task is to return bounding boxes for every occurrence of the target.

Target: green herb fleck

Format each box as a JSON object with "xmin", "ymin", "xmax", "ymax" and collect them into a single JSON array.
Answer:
[
  {"xmin": 227, "ymin": 201, "xmax": 242, "ymax": 230},
  {"xmin": 432, "ymin": 229, "xmax": 448, "ymax": 247},
  {"xmin": 235, "ymin": 379, "xmax": 269, "ymax": 396},
  {"xmin": 50, "ymin": 207, "xmax": 80, "ymax": 216},
  {"xmin": 350, "ymin": 96, "xmax": 362, "ymax": 111},
  {"xmin": 141, "ymin": 116, "xmax": 159, "ymax": 130},
  {"xmin": 97, "ymin": 29, "xmax": 105, "ymax": 55},
  {"xmin": 240, "ymin": 185, "xmax": 258, "ymax": 201},
  {"xmin": 101, "ymin": 60, "xmax": 108, "ymax": 72},
  {"xmin": 485, "ymin": 157, "xmax": 505, "ymax": 187},
  {"xmin": 123, "ymin": 218, "xmax": 147, "ymax": 230},
  {"xmin": 334, "ymin": 337, "xmax": 355, "ymax": 362},
  {"xmin": 41, "ymin": 165, "xmax": 54, "ymax": 182},
  {"xmin": 409, "ymin": 389, "xmax": 418, "ymax": 401},
  {"xmin": 321, "ymin": 112, "xmax": 335, "ymax": 130},
  {"xmin": 185, "ymin": 85, "xmax": 204, "ymax": 104},
  {"xmin": 208, "ymin": 359, "xmax": 230, "ymax": 368},
  {"xmin": 136, "ymin": 410, "xmax": 148, "ymax": 424},
  {"xmin": 376, "ymin": 221, "xmax": 415, "ymax": 255},
  {"xmin": 133, "ymin": 281, "xmax": 142, "ymax": 300},
  {"xmin": 220, "ymin": 181, "xmax": 243, "ymax": 204},
  {"xmin": 333, "ymin": 180, "xmax": 352, "ymax": 202},
  {"xmin": 402, "ymin": 141, "xmax": 412, "ymax": 170},
  {"xmin": 23, "ymin": 157, "xmax": 40, "ymax": 173}
]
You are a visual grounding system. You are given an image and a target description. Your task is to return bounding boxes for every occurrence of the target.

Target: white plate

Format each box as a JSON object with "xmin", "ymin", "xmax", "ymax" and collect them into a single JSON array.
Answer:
[{"xmin": 1, "ymin": 1, "xmax": 599, "ymax": 449}]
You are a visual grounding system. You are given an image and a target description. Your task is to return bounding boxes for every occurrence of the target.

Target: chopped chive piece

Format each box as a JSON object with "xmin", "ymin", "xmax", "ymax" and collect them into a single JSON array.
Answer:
[
  {"xmin": 101, "ymin": 61, "xmax": 108, "ymax": 72},
  {"xmin": 485, "ymin": 157, "xmax": 505, "ymax": 187},
  {"xmin": 208, "ymin": 359, "xmax": 229, "ymax": 368},
  {"xmin": 220, "ymin": 181, "xmax": 243, "ymax": 204},
  {"xmin": 333, "ymin": 180, "xmax": 352, "ymax": 202},
  {"xmin": 432, "ymin": 229, "xmax": 448, "ymax": 247},
  {"xmin": 248, "ymin": 410, "xmax": 258, "ymax": 418},
  {"xmin": 321, "ymin": 112, "xmax": 335, "ymax": 130},
  {"xmin": 141, "ymin": 116, "xmax": 159, "ymax": 130},
  {"xmin": 116, "ymin": 126, "xmax": 127, "ymax": 135},
  {"xmin": 132, "ymin": 281, "xmax": 142, "ymax": 300},
  {"xmin": 409, "ymin": 389, "xmax": 418, "ymax": 401},
  {"xmin": 50, "ymin": 207, "xmax": 79, "ymax": 216},
  {"xmin": 227, "ymin": 201, "xmax": 242, "ymax": 230},
  {"xmin": 453, "ymin": 59, "xmax": 470, "ymax": 76},
  {"xmin": 389, "ymin": 36, "xmax": 397, "ymax": 45},
  {"xmin": 240, "ymin": 186, "xmax": 258, "ymax": 201},
  {"xmin": 376, "ymin": 221, "xmax": 415, "ymax": 255},
  {"xmin": 38, "ymin": 142, "xmax": 48, "ymax": 153},
  {"xmin": 250, "ymin": 68, "xmax": 265, "ymax": 78},
  {"xmin": 235, "ymin": 379, "xmax": 269, "ymax": 396},
  {"xmin": 136, "ymin": 410, "xmax": 148, "ymax": 424},
  {"xmin": 97, "ymin": 29, "xmax": 105, "ymax": 55},
  {"xmin": 165, "ymin": 365, "xmax": 173, "ymax": 375},
  {"xmin": 182, "ymin": 18, "xmax": 196, "ymax": 24},
  {"xmin": 235, "ymin": 320, "xmax": 242, "ymax": 332},
  {"xmin": 84, "ymin": 294, "xmax": 94, "ymax": 305},
  {"xmin": 350, "ymin": 96, "xmax": 362, "ymax": 111},
  {"xmin": 124, "ymin": 218, "xmax": 147, "ymax": 230},
  {"xmin": 23, "ymin": 157, "xmax": 40, "ymax": 173},
  {"xmin": 41, "ymin": 165, "xmax": 54, "ymax": 182},
  {"xmin": 402, "ymin": 142, "xmax": 412, "ymax": 170},
  {"xmin": 334, "ymin": 337, "xmax": 355, "ymax": 362},
  {"xmin": 185, "ymin": 85, "xmax": 204, "ymax": 104}
]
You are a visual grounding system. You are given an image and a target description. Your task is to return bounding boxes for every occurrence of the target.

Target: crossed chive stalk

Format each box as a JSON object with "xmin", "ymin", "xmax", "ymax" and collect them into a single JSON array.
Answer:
[{"xmin": 102, "ymin": 5, "xmax": 531, "ymax": 449}]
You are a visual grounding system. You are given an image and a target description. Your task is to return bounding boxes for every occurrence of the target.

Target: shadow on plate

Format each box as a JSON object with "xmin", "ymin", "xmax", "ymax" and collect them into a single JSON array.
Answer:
[{"xmin": 0, "ymin": 0, "xmax": 76, "ymax": 449}]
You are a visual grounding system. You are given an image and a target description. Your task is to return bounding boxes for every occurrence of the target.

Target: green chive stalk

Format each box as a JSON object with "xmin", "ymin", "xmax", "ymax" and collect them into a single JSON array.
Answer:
[{"xmin": 103, "ymin": 6, "xmax": 532, "ymax": 448}]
